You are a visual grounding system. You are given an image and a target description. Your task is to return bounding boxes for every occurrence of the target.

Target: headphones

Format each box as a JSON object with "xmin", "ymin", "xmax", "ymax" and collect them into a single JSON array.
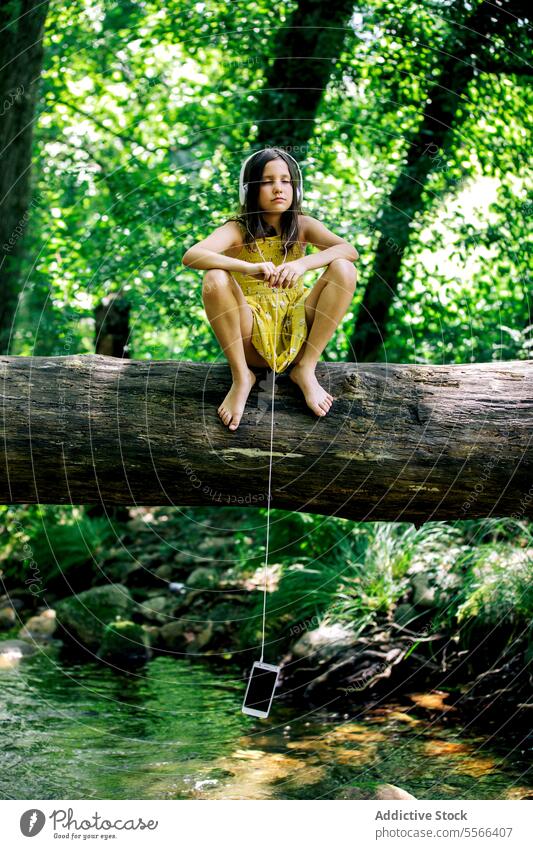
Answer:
[{"xmin": 238, "ymin": 148, "xmax": 304, "ymax": 206}]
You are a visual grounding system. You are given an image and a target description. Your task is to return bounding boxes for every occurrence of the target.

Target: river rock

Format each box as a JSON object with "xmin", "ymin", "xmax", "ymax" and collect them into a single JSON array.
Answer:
[
  {"xmin": 337, "ymin": 786, "xmax": 369, "ymax": 799},
  {"xmin": 55, "ymin": 584, "xmax": 133, "ymax": 650},
  {"xmin": 136, "ymin": 595, "xmax": 173, "ymax": 624},
  {"xmin": 186, "ymin": 567, "xmax": 218, "ymax": 589},
  {"xmin": 19, "ymin": 609, "xmax": 57, "ymax": 641},
  {"xmin": 411, "ymin": 573, "xmax": 436, "ymax": 608},
  {"xmin": 159, "ymin": 618, "xmax": 214, "ymax": 652},
  {"xmin": 0, "ymin": 606, "xmax": 16, "ymax": 629},
  {"xmin": 185, "ymin": 621, "xmax": 214, "ymax": 653},
  {"xmin": 0, "ymin": 639, "xmax": 37, "ymax": 658},
  {"xmin": 174, "ymin": 552, "xmax": 212, "ymax": 566},
  {"xmin": 159, "ymin": 620, "xmax": 190, "ymax": 649},
  {"xmin": 97, "ymin": 619, "xmax": 152, "ymax": 666},
  {"xmin": 292, "ymin": 623, "xmax": 357, "ymax": 661},
  {"xmin": 100, "ymin": 558, "xmax": 144, "ymax": 584},
  {"xmin": 197, "ymin": 536, "xmax": 233, "ymax": 555},
  {"xmin": 0, "ymin": 594, "xmax": 25, "ymax": 609},
  {"xmin": 375, "ymin": 783, "xmax": 417, "ymax": 800},
  {"xmin": 142, "ymin": 624, "xmax": 160, "ymax": 644}
]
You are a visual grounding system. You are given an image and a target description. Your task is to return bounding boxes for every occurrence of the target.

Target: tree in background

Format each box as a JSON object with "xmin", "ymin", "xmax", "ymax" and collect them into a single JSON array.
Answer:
[
  {"xmin": 4, "ymin": 0, "xmax": 530, "ymax": 369},
  {"xmin": 255, "ymin": 0, "xmax": 356, "ymax": 149},
  {"xmin": 347, "ymin": 0, "xmax": 532, "ymax": 361},
  {"xmin": 0, "ymin": 0, "xmax": 50, "ymax": 354}
]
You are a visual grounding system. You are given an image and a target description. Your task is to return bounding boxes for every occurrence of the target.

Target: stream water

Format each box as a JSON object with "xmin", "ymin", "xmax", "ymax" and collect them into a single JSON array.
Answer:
[{"xmin": 0, "ymin": 648, "xmax": 531, "ymax": 800}]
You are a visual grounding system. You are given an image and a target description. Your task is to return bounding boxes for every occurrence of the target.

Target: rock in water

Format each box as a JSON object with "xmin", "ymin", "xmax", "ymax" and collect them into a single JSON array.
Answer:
[
  {"xmin": 19, "ymin": 609, "xmax": 57, "ymax": 642},
  {"xmin": 0, "ymin": 639, "xmax": 37, "ymax": 657},
  {"xmin": 97, "ymin": 619, "xmax": 152, "ymax": 666},
  {"xmin": 55, "ymin": 584, "xmax": 133, "ymax": 650},
  {"xmin": 0, "ymin": 606, "xmax": 17, "ymax": 630},
  {"xmin": 375, "ymin": 783, "xmax": 417, "ymax": 800},
  {"xmin": 411, "ymin": 573, "xmax": 436, "ymax": 608},
  {"xmin": 292, "ymin": 623, "xmax": 357, "ymax": 661},
  {"xmin": 186, "ymin": 567, "xmax": 218, "ymax": 589},
  {"xmin": 0, "ymin": 639, "xmax": 37, "ymax": 667}
]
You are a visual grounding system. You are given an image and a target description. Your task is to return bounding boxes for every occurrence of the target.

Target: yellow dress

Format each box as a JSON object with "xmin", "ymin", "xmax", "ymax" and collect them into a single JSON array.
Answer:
[{"xmin": 231, "ymin": 233, "xmax": 310, "ymax": 373}]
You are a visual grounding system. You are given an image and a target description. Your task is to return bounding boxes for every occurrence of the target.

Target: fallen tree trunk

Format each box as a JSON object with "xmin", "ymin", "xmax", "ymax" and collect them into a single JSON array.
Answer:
[{"xmin": 0, "ymin": 355, "xmax": 531, "ymax": 521}]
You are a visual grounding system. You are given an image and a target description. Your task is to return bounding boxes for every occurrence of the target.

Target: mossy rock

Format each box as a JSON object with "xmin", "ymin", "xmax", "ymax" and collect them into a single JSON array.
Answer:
[
  {"xmin": 186, "ymin": 567, "xmax": 218, "ymax": 589},
  {"xmin": 55, "ymin": 584, "xmax": 133, "ymax": 650},
  {"xmin": 97, "ymin": 619, "xmax": 151, "ymax": 666}
]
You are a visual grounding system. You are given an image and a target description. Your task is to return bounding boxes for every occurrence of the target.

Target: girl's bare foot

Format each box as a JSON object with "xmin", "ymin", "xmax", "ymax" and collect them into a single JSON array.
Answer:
[
  {"xmin": 289, "ymin": 362, "xmax": 333, "ymax": 417},
  {"xmin": 218, "ymin": 368, "xmax": 257, "ymax": 431}
]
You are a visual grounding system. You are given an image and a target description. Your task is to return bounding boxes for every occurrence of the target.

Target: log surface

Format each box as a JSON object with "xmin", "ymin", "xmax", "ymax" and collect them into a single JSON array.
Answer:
[{"xmin": 0, "ymin": 355, "xmax": 531, "ymax": 521}]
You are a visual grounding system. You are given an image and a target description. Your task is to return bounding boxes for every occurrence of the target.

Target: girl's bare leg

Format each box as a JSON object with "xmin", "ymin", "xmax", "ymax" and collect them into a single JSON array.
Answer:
[
  {"xmin": 202, "ymin": 269, "xmax": 269, "ymax": 430},
  {"xmin": 290, "ymin": 258, "xmax": 358, "ymax": 416}
]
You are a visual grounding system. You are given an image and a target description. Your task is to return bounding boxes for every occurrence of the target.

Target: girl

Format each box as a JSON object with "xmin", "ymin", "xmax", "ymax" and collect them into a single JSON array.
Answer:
[{"xmin": 182, "ymin": 148, "xmax": 358, "ymax": 431}]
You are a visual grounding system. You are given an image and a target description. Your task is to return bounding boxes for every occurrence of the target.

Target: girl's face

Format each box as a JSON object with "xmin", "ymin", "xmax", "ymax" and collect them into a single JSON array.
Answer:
[{"xmin": 257, "ymin": 157, "xmax": 294, "ymax": 213}]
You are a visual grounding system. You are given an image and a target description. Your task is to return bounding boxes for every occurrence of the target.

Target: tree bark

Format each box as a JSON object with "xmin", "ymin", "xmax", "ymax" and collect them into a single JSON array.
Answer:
[
  {"xmin": 348, "ymin": 0, "xmax": 532, "ymax": 362},
  {"xmin": 0, "ymin": 0, "xmax": 50, "ymax": 354},
  {"xmin": 255, "ymin": 0, "xmax": 355, "ymax": 150},
  {"xmin": 0, "ymin": 355, "xmax": 531, "ymax": 521}
]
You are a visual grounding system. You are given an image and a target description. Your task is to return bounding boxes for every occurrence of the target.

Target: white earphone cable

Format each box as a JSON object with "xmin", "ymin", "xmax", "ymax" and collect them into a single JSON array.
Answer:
[{"xmin": 256, "ymin": 237, "xmax": 287, "ymax": 663}]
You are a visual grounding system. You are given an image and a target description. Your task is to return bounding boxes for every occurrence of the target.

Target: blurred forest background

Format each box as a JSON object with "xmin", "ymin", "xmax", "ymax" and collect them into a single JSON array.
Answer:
[
  {"xmin": 2, "ymin": 0, "xmax": 531, "ymax": 364},
  {"xmin": 0, "ymin": 0, "xmax": 532, "ymax": 730}
]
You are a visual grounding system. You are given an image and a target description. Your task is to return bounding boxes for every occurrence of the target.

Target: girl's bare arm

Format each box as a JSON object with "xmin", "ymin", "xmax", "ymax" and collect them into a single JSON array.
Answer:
[
  {"xmin": 299, "ymin": 215, "xmax": 359, "ymax": 271},
  {"xmin": 182, "ymin": 222, "xmax": 254, "ymax": 274}
]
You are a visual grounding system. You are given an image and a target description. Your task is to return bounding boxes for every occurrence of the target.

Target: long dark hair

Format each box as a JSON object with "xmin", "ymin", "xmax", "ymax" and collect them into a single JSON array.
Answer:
[{"xmin": 227, "ymin": 147, "xmax": 303, "ymax": 254}]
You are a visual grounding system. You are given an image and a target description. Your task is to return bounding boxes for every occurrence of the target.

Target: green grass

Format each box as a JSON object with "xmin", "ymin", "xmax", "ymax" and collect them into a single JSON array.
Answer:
[
  {"xmin": 2, "ymin": 503, "xmax": 531, "ymax": 657},
  {"xmin": 0, "ymin": 505, "xmax": 121, "ymax": 591}
]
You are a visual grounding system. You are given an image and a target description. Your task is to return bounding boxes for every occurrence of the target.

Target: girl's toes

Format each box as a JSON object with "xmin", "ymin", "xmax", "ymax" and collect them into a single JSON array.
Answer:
[{"xmin": 229, "ymin": 416, "xmax": 240, "ymax": 431}]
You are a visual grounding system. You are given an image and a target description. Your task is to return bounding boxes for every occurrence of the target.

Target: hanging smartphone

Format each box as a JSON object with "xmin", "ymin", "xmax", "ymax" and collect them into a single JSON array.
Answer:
[{"xmin": 242, "ymin": 661, "xmax": 281, "ymax": 718}]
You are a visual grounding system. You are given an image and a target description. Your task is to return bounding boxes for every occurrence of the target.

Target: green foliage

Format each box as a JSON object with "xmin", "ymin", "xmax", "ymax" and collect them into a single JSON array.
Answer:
[
  {"xmin": 6, "ymin": 0, "xmax": 528, "ymax": 367},
  {"xmin": 237, "ymin": 514, "xmax": 532, "ymax": 649},
  {"xmin": 0, "ymin": 505, "xmax": 120, "ymax": 590},
  {"xmin": 455, "ymin": 540, "xmax": 533, "ymax": 631},
  {"xmin": 239, "ymin": 519, "xmax": 448, "ymax": 644},
  {"xmin": 2, "ymin": 2, "xmax": 530, "ymax": 666},
  {"xmin": 327, "ymin": 524, "xmax": 421, "ymax": 624}
]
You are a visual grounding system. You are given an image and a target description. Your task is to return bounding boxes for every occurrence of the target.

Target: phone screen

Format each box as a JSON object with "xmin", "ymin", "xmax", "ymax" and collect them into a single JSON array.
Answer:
[{"xmin": 243, "ymin": 664, "xmax": 279, "ymax": 714}]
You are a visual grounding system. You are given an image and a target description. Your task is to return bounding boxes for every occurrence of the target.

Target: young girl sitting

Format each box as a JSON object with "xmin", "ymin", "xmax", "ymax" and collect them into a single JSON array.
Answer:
[{"xmin": 182, "ymin": 147, "xmax": 359, "ymax": 431}]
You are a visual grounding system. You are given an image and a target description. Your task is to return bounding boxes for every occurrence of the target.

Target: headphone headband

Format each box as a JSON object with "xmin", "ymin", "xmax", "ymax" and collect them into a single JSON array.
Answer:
[{"xmin": 238, "ymin": 148, "xmax": 303, "ymax": 206}]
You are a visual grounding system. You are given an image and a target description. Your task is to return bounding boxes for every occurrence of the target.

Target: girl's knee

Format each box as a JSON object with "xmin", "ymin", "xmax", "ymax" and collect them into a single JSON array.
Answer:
[
  {"xmin": 202, "ymin": 268, "xmax": 232, "ymax": 297},
  {"xmin": 327, "ymin": 258, "xmax": 358, "ymax": 291}
]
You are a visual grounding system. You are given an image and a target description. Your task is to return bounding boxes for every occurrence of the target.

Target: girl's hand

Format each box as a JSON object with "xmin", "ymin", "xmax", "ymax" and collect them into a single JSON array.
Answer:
[
  {"xmin": 271, "ymin": 259, "xmax": 307, "ymax": 288},
  {"xmin": 246, "ymin": 261, "xmax": 278, "ymax": 284}
]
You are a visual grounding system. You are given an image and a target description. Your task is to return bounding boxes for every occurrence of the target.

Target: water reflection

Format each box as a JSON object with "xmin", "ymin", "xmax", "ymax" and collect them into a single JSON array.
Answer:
[{"xmin": 0, "ymin": 650, "xmax": 530, "ymax": 800}]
